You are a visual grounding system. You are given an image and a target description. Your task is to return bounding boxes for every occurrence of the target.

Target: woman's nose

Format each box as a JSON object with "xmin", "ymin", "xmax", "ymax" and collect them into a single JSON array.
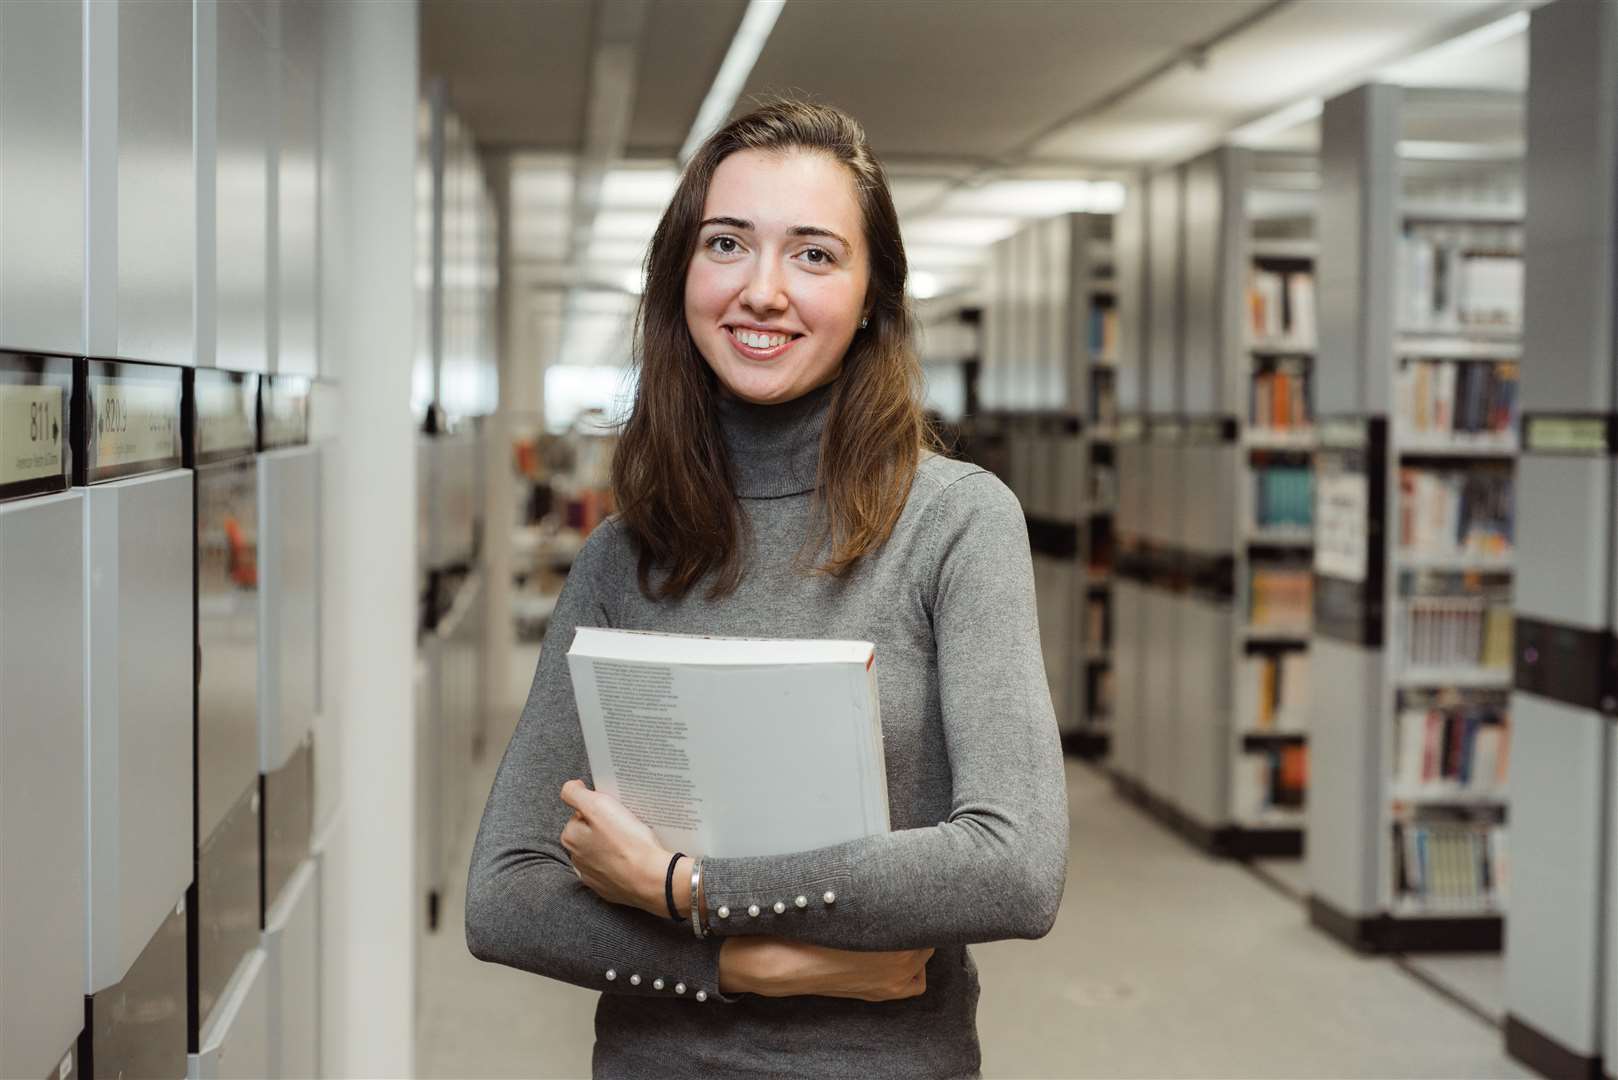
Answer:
[{"xmin": 741, "ymin": 258, "xmax": 787, "ymax": 316}]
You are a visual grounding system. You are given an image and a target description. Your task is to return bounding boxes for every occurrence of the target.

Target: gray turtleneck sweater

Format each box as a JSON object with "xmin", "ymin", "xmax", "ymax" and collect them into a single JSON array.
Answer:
[{"xmin": 465, "ymin": 381, "xmax": 1070, "ymax": 1079}]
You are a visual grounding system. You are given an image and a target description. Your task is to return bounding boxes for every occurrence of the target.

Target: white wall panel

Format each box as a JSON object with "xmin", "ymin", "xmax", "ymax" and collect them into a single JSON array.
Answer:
[
  {"xmin": 0, "ymin": 0, "xmax": 84, "ymax": 354},
  {"xmin": 0, "ymin": 494, "xmax": 86, "ymax": 1080},
  {"xmin": 84, "ymin": 473, "xmax": 195, "ymax": 991},
  {"xmin": 277, "ymin": 2, "xmax": 320, "ymax": 376},
  {"xmin": 119, "ymin": 0, "xmax": 196, "ymax": 365},
  {"xmin": 216, "ymin": 0, "xmax": 271, "ymax": 372}
]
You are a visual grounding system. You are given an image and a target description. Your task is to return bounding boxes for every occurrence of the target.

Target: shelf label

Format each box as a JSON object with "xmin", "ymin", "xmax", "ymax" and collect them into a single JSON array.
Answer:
[
  {"xmin": 1315, "ymin": 469, "xmax": 1368, "ymax": 582},
  {"xmin": 0, "ymin": 384, "xmax": 66, "ymax": 486},
  {"xmin": 1524, "ymin": 415, "xmax": 1610, "ymax": 455},
  {"xmin": 91, "ymin": 380, "xmax": 179, "ymax": 469},
  {"xmin": 261, "ymin": 376, "xmax": 311, "ymax": 448},
  {"xmin": 1318, "ymin": 417, "xmax": 1367, "ymax": 450},
  {"xmin": 1149, "ymin": 418, "xmax": 1184, "ymax": 443},
  {"xmin": 196, "ymin": 378, "xmax": 256, "ymax": 457}
]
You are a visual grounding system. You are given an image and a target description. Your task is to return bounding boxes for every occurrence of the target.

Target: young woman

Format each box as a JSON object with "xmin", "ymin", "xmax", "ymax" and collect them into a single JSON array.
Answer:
[{"xmin": 466, "ymin": 99, "xmax": 1069, "ymax": 1079}]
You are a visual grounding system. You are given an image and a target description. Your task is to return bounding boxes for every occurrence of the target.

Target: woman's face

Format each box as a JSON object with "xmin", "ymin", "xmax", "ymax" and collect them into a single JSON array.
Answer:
[{"xmin": 684, "ymin": 148, "xmax": 870, "ymax": 406}]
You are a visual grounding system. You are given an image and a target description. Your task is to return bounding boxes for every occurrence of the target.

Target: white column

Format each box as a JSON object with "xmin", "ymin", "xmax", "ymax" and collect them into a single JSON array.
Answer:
[{"xmin": 318, "ymin": 0, "xmax": 419, "ymax": 1075}]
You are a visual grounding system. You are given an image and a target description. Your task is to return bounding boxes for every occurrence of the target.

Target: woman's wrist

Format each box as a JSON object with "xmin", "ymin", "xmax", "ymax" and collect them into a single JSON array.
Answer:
[{"xmin": 718, "ymin": 937, "xmax": 764, "ymax": 995}]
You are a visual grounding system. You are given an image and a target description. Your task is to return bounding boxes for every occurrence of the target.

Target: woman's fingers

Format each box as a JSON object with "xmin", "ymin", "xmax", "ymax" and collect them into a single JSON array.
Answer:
[{"xmin": 559, "ymin": 779, "xmax": 592, "ymax": 816}]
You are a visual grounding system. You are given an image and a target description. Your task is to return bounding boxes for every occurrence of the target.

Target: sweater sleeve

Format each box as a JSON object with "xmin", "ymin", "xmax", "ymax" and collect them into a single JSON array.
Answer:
[
  {"xmin": 464, "ymin": 525, "xmax": 740, "ymax": 1004},
  {"xmin": 697, "ymin": 471, "xmax": 1070, "ymax": 950}
]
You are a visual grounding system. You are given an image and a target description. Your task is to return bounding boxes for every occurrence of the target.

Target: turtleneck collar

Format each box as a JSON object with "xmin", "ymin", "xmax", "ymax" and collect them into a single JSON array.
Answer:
[{"xmin": 715, "ymin": 377, "xmax": 837, "ymax": 498}]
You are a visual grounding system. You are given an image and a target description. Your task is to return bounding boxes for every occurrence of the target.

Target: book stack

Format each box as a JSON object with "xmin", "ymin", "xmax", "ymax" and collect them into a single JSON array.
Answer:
[
  {"xmin": 1238, "ymin": 651, "xmax": 1311, "ymax": 731},
  {"xmin": 1089, "ymin": 304, "xmax": 1119, "ymax": 360},
  {"xmin": 1253, "ymin": 465, "xmax": 1313, "ymax": 530},
  {"xmin": 1397, "ymin": 467, "xmax": 1514, "ymax": 557},
  {"xmin": 1250, "ymin": 360, "xmax": 1313, "ymax": 430},
  {"xmin": 1392, "ymin": 819, "xmax": 1508, "ymax": 910},
  {"xmin": 1249, "ymin": 567, "xmax": 1313, "ymax": 631},
  {"xmin": 1087, "ymin": 462, "xmax": 1117, "ymax": 506},
  {"xmin": 1398, "ymin": 229, "xmax": 1524, "ymax": 332},
  {"xmin": 1401, "ymin": 595, "xmax": 1514, "ymax": 671},
  {"xmin": 1086, "ymin": 518, "xmax": 1114, "ymax": 577},
  {"xmin": 1086, "ymin": 594, "xmax": 1108, "ymax": 648},
  {"xmin": 1394, "ymin": 704, "xmax": 1510, "ymax": 794},
  {"xmin": 1233, "ymin": 744, "xmax": 1309, "ymax": 820},
  {"xmin": 1248, "ymin": 267, "xmax": 1317, "ymax": 345},
  {"xmin": 1394, "ymin": 359, "xmax": 1519, "ymax": 442},
  {"xmin": 1090, "ymin": 666, "xmax": 1112, "ymax": 719},
  {"xmin": 1090, "ymin": 369, "xmax": 1117, "ymax": 426}
]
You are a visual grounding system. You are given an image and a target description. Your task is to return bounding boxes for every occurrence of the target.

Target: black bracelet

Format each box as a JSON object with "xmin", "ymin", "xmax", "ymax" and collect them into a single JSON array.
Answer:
[{"xmin": 665, "ymin": 852, "xmax": 687, "ymax": 923}]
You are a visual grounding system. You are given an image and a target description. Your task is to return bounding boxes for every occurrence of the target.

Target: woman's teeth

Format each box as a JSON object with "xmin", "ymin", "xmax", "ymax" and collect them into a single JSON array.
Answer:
[{"xmin": 732, "ymin": 328, "xmax": 792, "ymax": 349}]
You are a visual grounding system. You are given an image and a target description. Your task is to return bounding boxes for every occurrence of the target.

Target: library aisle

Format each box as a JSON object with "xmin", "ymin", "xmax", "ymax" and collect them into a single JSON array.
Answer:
[{"xmin": 422, "ymin": 655, "xmax": 1527, "ymax": 1080}]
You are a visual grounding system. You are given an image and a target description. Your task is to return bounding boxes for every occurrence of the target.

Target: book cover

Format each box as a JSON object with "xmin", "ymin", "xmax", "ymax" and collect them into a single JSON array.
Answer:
[{"xmin": 567, "ymin": 627, "xmax": 891, "ymax": 858}]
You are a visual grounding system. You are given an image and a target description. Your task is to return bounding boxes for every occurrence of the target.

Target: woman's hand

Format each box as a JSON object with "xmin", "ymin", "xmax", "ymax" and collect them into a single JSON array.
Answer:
[
  {"xmin": 558, "ymin": 780, "xmax": 673, "ymax": 918},
  {"xmin": 719, "ymin": 936, "xmax": 933, "ymax": 1002}
]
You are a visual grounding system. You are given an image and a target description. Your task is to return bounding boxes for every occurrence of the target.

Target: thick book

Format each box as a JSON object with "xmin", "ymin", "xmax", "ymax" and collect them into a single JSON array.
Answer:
[{"xmin": 566, "ymin": 627, "xmax": 891, "ymax": 859}]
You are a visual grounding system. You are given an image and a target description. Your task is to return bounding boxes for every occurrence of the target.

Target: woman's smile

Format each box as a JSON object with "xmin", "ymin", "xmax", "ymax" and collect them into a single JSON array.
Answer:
[{"xmin": 725, "ymin": 324, "xmax": 804, "ymax": 361}]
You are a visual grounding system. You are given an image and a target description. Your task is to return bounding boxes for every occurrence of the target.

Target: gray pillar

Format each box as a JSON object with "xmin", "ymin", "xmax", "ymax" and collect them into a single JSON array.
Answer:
[
  {"xmin": 1505, "ymin": 1, "xmax": 1618, "ymax": 1076},
  {"xmin": 1306, "ymin": 83, "xmax": 1401, "ymax": 934}
]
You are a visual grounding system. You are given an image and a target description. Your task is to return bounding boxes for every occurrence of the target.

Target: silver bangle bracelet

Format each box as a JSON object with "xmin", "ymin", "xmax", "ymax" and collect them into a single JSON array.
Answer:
[{"xmin": 689, "ymin": 857, "xmax": 706, "ymax": 939}]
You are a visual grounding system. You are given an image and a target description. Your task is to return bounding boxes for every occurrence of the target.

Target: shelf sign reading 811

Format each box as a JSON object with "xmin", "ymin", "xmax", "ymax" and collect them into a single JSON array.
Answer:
[{"xmin": 0, "ymin": 383, "xmax": 66, "ymax": 487}]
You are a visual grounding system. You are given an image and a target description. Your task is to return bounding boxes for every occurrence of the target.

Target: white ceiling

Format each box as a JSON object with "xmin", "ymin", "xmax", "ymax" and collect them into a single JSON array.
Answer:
[{"xmin": 423, "ymin": 0, "xmax": 1544, "ymax": 369}]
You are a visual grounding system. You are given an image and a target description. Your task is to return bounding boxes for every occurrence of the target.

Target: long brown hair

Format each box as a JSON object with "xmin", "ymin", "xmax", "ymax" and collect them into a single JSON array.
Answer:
[{"xmin": 611, "ymin": 99, "xmax": 931, "ymax": 600}]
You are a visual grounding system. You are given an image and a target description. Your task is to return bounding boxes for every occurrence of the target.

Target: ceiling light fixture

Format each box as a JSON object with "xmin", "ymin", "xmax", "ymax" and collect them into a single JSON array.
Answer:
[
  {"xmin": 909, "ymin": 271, "xmax": 941, "ymax": 300},
  {"xmin": 1383, "ymin": 9, "xmax": 1530, "ymax": 78},
  {"xmin": 678, "ymin": 0, "xmax": 786, "ymax": 165},
  {"xmin": 1227, "ymin": 97, "xmax": 1324, "ymax": 148}
]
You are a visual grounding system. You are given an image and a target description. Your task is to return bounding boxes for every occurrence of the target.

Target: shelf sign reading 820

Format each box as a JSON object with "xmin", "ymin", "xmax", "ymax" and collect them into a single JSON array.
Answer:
[{"xmin": 0, "ymin": 384, "xmax": 66, "ymax": 485}]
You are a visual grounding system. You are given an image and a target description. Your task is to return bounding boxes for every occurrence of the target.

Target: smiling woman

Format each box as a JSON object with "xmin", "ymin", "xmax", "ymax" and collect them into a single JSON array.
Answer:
[
  {"xmin": 465, "ymin": 99, "xmax": 1070, "ymax": 1080},
  {"xmin": 684, "ymin": 151, "xmax": 869, "ymax": 406}
]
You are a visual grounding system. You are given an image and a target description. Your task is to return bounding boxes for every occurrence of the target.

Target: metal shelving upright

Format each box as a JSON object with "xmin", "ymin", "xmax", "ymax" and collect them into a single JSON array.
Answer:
[
  {"xmin": 1306, "ymin": 80, "xmax": 1526, "ymax": 958},
  {"xmin": 1503, "ymin": 2, "xmax": 1618, "ymax": 1076}
]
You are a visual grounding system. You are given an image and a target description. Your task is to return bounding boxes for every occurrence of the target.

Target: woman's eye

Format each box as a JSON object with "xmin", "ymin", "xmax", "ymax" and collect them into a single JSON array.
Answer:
[
  {"xmin": 706, "ymin": 236, "xmax": 741, "ymax": 255},
  {"xmin": 800, "ymin": 247, "xmax": 834, "ymax": 266}
]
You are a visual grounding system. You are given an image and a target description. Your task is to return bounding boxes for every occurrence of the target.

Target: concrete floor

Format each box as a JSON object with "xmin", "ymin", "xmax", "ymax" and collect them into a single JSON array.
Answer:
[{"xmin": 419, "ymin": 645, "xmax": 1529, "ymax": 1079}]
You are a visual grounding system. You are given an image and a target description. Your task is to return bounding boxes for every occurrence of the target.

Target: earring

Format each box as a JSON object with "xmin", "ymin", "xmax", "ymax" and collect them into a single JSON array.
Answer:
[{"xmin": 859, "ymin": 316, "xmax": 869, "ymax": 329}]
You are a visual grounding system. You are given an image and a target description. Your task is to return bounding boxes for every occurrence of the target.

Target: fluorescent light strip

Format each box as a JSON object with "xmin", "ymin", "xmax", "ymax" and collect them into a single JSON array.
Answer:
[
  {"xmin": 678, "ymin": 0, "xmax": 786, "ymax": 164},
  {"xmin": 1388, "ymin": 10, "xmax": 1530, "ymax": 74},
  {"xmin": 1228, "ymin": 97, "xmax": 1324, "ymax": 148}
]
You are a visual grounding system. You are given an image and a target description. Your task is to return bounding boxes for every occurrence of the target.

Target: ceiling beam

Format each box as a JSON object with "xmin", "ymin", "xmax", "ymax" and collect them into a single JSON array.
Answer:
[{"xmin": 567, "ymin": 0, "xmax": 650, "ymax": 265}]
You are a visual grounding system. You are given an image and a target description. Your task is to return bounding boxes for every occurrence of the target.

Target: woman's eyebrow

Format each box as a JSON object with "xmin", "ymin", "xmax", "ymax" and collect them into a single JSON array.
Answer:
[
  {"xmin": 789, "ymin": 225, "xmax": 852, "ymax": 251},
  {"xmin": 699, "ymin": 217, "xmax": 851, "ymax": 252}
]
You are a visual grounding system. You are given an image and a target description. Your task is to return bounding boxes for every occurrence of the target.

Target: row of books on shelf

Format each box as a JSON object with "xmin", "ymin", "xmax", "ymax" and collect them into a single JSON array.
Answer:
[
  {"xmin": 1250, "ymin": 361, "xmax": 1312, "ymax": 430},
  {"xmin": 1237, "ymin": 650, "xmax": 1310, "ymax": 732},
  {"xmin": 1085, "ymin": 594, "xmax": 1109, "ymax": 648},
  {"xmin": 1398, "ymin": 229, "xmax": 1523, "ymax": 332},
  {"xmin": 1088, "ymin": 304, "xmax": 1119, "ymax": 360},
  {"xmin": 1394, "ymin": 704, "xmax": 1510, "ymax": 795},
  {"xmin": 1088, "ymin": 665, "xmax": 1113, "ymax": 718},
  {"xmin": 1392, "ymin": 819, "xmax": 1508, "ymax": 909},
  {"xmin": 1090, "ymin": 371, "xmax": 1118, "ymax": 427},
  {"xmin": 1249, "ymin": 567, "xmax": 1312, "ymax": 631},
  {"xmin": 1088, "ymin": 465, "xmax": 1117, "ymax": 506},
  {"xmin": 1248, "ymin": 267, "xmax": 1316, "ymax": 346},
  {"xmin": 1397, "ymin": 467, "xmax": 1513, "ymax": 559},
  {"xmin": 1253, "ymin": 465, "xmax": 1313, "ymax": 531},
  {"xmin": 1401, "ymin": 596, "xmax": 1513, "ymax": 670},
  {"xmin": 1233, "ymin": 744, "xmax": 1308, "ymax": 822},
  {"xmin": 1395, "ymin": 359, "xmax": 1519, "ymax": 442}
]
